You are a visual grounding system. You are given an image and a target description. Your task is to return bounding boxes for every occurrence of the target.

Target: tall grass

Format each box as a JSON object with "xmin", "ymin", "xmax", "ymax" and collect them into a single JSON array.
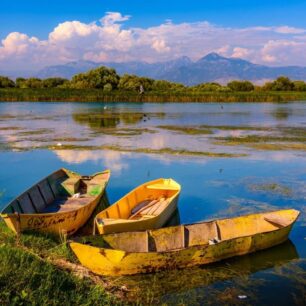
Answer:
[{"xmin": 1, "ymin": 88, "xmax": 306, "ymax": 102}]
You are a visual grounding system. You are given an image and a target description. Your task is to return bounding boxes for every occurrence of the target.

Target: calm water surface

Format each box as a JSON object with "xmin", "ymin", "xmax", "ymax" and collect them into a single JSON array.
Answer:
[{"xmin": 0, "ymin": 102, "xmax": 305, "ymax": 305}]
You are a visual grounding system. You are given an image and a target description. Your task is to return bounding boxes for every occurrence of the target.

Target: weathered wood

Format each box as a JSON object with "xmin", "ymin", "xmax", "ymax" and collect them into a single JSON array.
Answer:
[
  {"xmin": 131, "ymin": 200, "xmax": 151, "ymax": 215},
  {"xmin": 28, "ymin": 186, "xmax": 46, "ymax": 212},
  {"xmin": 0, "ymin": 168, "xmax": 111, "ymax": 236},
  {"xmin": 152, "ymin": 200, "xmax": 169, "ymax": 216},
  {"xmin": 11, "ymin": 200, "xmax": 23, "ymax": 213},
  {"xmin": 185, "ymin": 221, "xmax": 218, "ymax": 247},
  {"xmin": 149, "ymin": 225, "xmax": 185, "ymax": 251},
  {"xmin": 18, "ymin": 193, "xmax": 36, "ymax": 213},
  {"xmin": 129, "ymin": 199, "xmax": 159, "ymax": 219},
  {"xmin": 38, "ymin": 180, "xmax": 54, "ymax": 205},
  {"xmin": 71, "ymin": 209, "xmax": 300, "ymax": 276}
]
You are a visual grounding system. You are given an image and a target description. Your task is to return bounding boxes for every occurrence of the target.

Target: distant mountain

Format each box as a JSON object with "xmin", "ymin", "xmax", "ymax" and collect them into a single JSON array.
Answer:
[{"xmin": 35, "ymin": 53, "xmax": 306, "ymax": 85}]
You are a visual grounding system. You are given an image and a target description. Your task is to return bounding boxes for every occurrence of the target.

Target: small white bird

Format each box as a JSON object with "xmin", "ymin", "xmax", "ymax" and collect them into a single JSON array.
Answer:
[{"xmin": 56, "ymin": 142, "xmax": 62, "ymax": 147}]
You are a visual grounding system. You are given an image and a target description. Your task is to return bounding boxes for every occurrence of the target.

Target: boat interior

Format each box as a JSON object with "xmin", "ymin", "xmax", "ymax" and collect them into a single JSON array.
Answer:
[
  {"xmin": 2, "ymin": 169, "xmax": 105, "ymax": 214},
  {"xmin": 96, "ymin": 181, "xmax": 179, "ymax": 224},
  {"xmin": 88, "ymin": 210, "xmax": 299, "ymax": 253}
]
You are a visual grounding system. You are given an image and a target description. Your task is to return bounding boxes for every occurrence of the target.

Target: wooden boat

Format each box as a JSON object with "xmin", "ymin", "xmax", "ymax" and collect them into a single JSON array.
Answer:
[
  {"xmin": 1, "ymin": 168, "xmax": 110, "ymax": 235},
  {"xmin": 70, "ymin": 209, "xmax": 299, "ymax": 275},
  {"xmin": 94, "ymin": 178, "xmax": 181, "ymax": 234}
]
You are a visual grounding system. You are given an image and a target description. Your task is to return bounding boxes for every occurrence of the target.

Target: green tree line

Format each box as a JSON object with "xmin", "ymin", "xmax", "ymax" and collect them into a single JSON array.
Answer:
[{"xmin": 1, "ymin": 66, "xmax": 306, "ymax": 92}]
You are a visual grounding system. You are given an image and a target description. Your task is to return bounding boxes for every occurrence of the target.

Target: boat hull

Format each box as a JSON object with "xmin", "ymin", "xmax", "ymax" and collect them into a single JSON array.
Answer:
[
  {"xmin": 70, "ymin": 209, "xmax": 299, "ymax": 275},
  {"xmin": 2, "ymin": 196, "xmax": 101, "ymax": 235},
  {"xmin": 95, "ymin": 178, "xmax": 181, "ymax": 234},
  {"xmin": 1, "ymin": 169, "xmax": 110, "ymax": 235},
  {"xmin": 96, "ymin": 193, "xmax": 179, "ymax": 234}
]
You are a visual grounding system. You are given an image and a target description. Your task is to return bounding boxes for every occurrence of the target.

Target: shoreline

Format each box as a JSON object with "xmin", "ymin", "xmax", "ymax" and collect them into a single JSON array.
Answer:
[{"xmin": 1, "ymin": 88, "xmax": 306, "ymax": 102}]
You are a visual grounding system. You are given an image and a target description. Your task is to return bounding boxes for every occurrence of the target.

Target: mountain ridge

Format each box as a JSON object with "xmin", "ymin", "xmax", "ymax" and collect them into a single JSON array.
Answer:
[{"xmin": 33, "ymin": 53, "xmax": 306, "ymax": 85}]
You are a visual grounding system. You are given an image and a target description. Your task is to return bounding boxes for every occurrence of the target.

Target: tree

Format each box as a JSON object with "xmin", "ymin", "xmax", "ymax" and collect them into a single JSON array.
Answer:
[
  {"xmin": 192, "ymin": 82, "xmax": 222, "ymax": 92},
  {"xmin": 269, "ymin": 76, "xmax": 294, "ymax": 91},
  {"xmin": 15, "ymin": 78, "xmax": 26, "ymax": 88},
  {"xmin": 118, "ymin": 74, "xmax": 154, "ymax": 92},
  {"xmin": 261, "ymin": 81, "xmax": 273, "ymax": 91},
  {"xmin": 70, "ymin": 66, "xmax": 119, "ymax": 89},
  {"xmin": 0, "ymin": 76, "xmax": 15, "ymax": 88},
  {"xmin": 227, "ymin": 80, "xmax": 254, "ymax": 92},
  {"xmin": 293, "ymin": 80, "xmax": 306, "ymax": 91},
  {"xmin": 19, "ymin": 78, "xmax": 43, "ymax": 89},
  {"xmin": 42, "ymin": 78, "xmax": 68, "ymax": 88},
  {"xmin": 151, "ymin": 80, "xmax": 185, "ymax": 91}
]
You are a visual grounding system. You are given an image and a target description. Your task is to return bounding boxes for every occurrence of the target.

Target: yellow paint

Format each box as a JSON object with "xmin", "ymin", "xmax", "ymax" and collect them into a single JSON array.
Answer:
[
  {"xmin": 94, "ymin": 178, "xmax": 181, "ymax": 234},
  {"xmin": 70, "ymin": 209, "xmax": 299, "ymax": 275},
  {"xmin": 1, "ymin": 169, "xmax": 110, "ymax": 235}
]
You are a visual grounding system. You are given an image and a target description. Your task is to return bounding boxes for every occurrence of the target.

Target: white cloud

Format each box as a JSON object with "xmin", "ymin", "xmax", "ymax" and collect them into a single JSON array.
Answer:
[
  {"xmin": 100, "ymin": 12, "xmax": 131, "ymax": 26},
  {"xmin": 274, "ymin": 26, "xmax": 306, "ymax": 34},
  {"xmin": 261, "ymin": 39, "xmax": 306, "ymax": 65},
  {"xmin": 231, "ymin": 47, "xmax": 252, "ymax": 59},
  {"xmin": 151, "ymin": 39, "xmax": 170, "ymax": 53},
  {"xmin": 1, "ymin": 12, "xmax": 306, "ymax": 70}
]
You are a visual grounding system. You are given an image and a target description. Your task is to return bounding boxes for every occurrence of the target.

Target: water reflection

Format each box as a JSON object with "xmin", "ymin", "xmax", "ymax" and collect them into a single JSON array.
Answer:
[
  {"xmin": 72, "ymin": 109, "xmax": 166, "ymax": 129},
  {"xmin": 270, "ymin": 107, "xmax": 293, "ymax": 120},
  {"xmin": 54, "ymin": 150, "xmax": 130, "ymax": 174},
  {"xmin": 1, "ymin": 102, "xmax": 306, "ymax": 158},
  {"xmin": 119, "ymin": 240, "xmax": 299, "ymax": 304}
]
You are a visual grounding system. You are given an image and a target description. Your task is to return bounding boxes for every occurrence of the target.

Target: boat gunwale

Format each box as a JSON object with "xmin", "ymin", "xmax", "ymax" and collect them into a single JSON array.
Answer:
[
  {"xmin": 0, "ymin": 168, "xmax": 111, "ymax": 217},
  {"xmin": 77, "ymin": 209, "xmax": 300, "ymax": 255}
]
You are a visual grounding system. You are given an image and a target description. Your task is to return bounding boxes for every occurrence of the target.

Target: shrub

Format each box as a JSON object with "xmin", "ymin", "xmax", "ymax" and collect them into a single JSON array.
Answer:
[{"xmin": 227, "ymin": 80, "xmax": 254, "ymax": 91}]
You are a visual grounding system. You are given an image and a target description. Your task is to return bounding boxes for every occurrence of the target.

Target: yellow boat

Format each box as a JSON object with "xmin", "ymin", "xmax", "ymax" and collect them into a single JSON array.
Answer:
[
  {"xmin": 1, "ymin": 168, "xmax": 110, "ymax": 235},
  {"xmin": 94, "ymin": 178, "xmax": 181, "ymax": 234},
  {"xmin": 70, "ymin": 209, "xmax": 299, "ymax": 276}
]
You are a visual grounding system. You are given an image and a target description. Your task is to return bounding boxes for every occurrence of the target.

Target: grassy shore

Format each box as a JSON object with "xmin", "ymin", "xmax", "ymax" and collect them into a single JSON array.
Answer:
[
  {"xmin": 0, "ymin": 220, "xmax": 124, "ymax": 305},
  {"xmin": 1, "ymin": 88, "xmax": 306, "ymax": 102}
]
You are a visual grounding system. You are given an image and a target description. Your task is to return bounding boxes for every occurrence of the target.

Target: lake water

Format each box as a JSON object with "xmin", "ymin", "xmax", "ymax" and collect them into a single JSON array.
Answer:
[{"xmin": 0, "ymin": 102, "xmax": 305, "ymax": 305}]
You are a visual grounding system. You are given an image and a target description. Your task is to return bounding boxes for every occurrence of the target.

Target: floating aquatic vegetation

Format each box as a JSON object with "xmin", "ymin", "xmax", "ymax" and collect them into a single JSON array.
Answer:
[
  {"xmin": 29, "ymin": 136, "xmax": 92, "ymax": 143},
  {"xmin": 280, "ymin": 127, "xmax": 306, "ymax": 137},
  {"xmin": 200, "ymin": 124, "xmax": 272, "ymax": 131},
  {"xmin": 270, "ymin": 107, "xmax": 293, "ymax": 120},
  {"xmin": 110, "ymin": 241, "xmax": 297, "ymax": 304},
  {"xmin": 248, "ymin": 143, "xmax": 306, "ymax": 151},
  {"xmin": 0, "ymin": 114, "xmax": 16, "ymax": 121},
  {"xmin": 212, "ymin": 198, "xmax": 280, "ymax": 219},
  {"xmin": 45, "ymin": 144, "xmax": 246, "ymax": 158},
  {"xmin": 157, "ymin": 125, "xmax": 213, "ymax": 135},
  {"xmin": 16, "ymin": 128, "xmax": 55, "ymax": 136},
  {"xmin": 248, "ymin": 182, "xmax": 293, "ymax": 197},
  {"xmin": 215, "ymin": 135, "xmax": 306, "ymax": 143},
  {"xmin": 267, "ymin": 259, "xmax": 306, "ymax": 305},
  {"xmin": 89, "ymin": 127, "xmax": 156, "ymax": 137},
  {"xmin": 0, "ymin": 126, "xmax": 23, "ymax": 131}
]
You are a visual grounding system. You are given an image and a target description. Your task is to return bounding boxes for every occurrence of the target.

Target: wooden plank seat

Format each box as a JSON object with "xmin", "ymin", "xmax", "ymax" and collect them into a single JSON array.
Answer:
[
  {"xmin": 42, "ymin": 196, "xmax": 93, "ymax": 213},
  {"xmin": 129, "ymin": 198, "xmax": 167, "ymax": 220},
  {"xmin": 264, "ymin": 215, "xmax": 290, "ymax": 227}
]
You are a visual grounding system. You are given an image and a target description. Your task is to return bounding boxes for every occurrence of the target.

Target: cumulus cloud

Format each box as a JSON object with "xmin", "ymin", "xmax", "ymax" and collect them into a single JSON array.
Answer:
[
  {"xmin": 231, "ymin": 47, "xmax": 252, "ymax": 59},
  {"xmin": 0, "ymin": 11, "xmax": 306, "ymax": 70}
]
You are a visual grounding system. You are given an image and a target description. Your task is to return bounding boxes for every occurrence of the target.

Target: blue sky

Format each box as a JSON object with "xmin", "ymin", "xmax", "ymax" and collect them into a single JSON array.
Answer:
[
  {"xmin": 1, "ymin": 0, "xmax": 306, "ymax": 38},
  {"xmin": 1, "ymin": 0, "xmax": 306, "ymax": 70}
]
